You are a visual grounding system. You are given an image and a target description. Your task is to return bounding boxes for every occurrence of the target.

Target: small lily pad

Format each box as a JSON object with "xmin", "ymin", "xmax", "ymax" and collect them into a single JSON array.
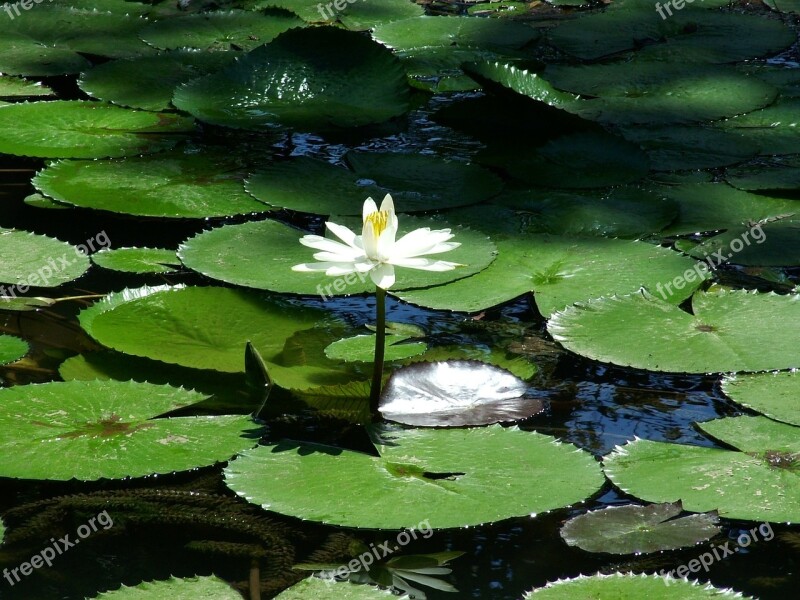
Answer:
[
  {"xmin": 89, "ymin": 576, "xmax": 244, "ymax": 599},
  {"xmin": 560, "ymin": 502, "xmax": 720, "ymax": 555},
  {"xmin": 603, "ymin": 415, "xmax": 800, "ymax": 523},
  {"xmin": 0, "ymin": 101, "xmax": 194, "ymax": 159},
  {"xmin": 92, "ymin": 247, "xmax": 181, "ymax": 274},
  {"xmin": 224, "ymin": 424, "xmax": 604, "ymax": 529},
  {"xmin": 0, "ymin": 76, "xmax": 53, "ymax": 98},
  {"xmin": 0, "ymin": 297, "xmax": 56, "ymax": 312},
  {"xmin": 721, "ymin": 371, "xmax": 800, "ymax": 427},
  {"xmin": 274, "ymin": 577, "xmax": 395, "ymax": 599},
  {"xmin": 379, "ymin": 360, "xmax": 541, "ymax": 427},
  {"xmin": 325, "ymin": 334, "xmax": 427, "ymax": 363},
  {"xmin": 0, "ymin": 334, "xmax": 28, "ymax": 365},
  {"xmin": 687, "ymin": 219, "xmax": 799, "ymax": 267},
  {"xmin": 0, "ymin": 380, "xmax": 261, "ymax": 481}
]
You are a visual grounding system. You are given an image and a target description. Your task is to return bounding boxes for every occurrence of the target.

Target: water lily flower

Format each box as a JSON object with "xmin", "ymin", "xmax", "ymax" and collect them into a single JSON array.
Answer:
[{"xmin": 292, "ymin": 194, "xmax": 461, "ymax": 289}]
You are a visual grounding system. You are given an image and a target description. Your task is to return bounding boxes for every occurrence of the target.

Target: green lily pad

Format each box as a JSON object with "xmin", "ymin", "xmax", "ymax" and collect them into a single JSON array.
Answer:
[
  {"xmin": 140, "ymin": 10, "xmax": 304, "ymax": 51},
  {"xmin": 372, "ymin": 15, "xmax": 539, "ymax": 51},
  {"xmin": 548, "ymin": 8, "xmax": 794, "ymax": 62},
  {"xmin": 397, "ymin": 217, "xmax": 703, "ymax": 317},
  {"xmin": 0, "ymin": 297, "xmax": 57, "ymax": 312},
  {"xmin": 525, "ymin": 573, "xmax": 747, "ymax": 598},
  {"xmin": 274, "ymin": 577, "xmax": 394, "ymax": 599},
  {"xmin": 0, "ymin": 33, "xmax": 92, "ymax": 77},
  {"xmin": 33, "ymin": 151, "xmax": 267, "ymax": 218},
  {"xmin": 0, "ymin": 380, "xmax": 261, "ymax": 481},
  {"xmin": 79, "ymin": 51, "xmax": 237, "ymax": 111},
  {"xmin": 325, "ymin": 334, "xmax": 427, "ymax": 363},
  {"xmin": 657, "ymin": 182, "xmax": 799, "ymax": 236},
  {"xmin": 716, "ymin": 98, "xmax": 800, "ymax": 156},
  {"xmin": 0, "ymin": 229, "xmax": 91, "ymax": 287},
  {"xmin": 603, "ymin": 416, "xmax": 800, "ymax": 523},
  {"xmin": 687, "ymin": 219, "xmax": 799, "ymax": 267},
  {"xmin": 725, "ymin": 156, "xmax": 800, "ymax": 191},
  {"xmin": 246, "ymin": 153, "xmax": 502, "ymax": 215},
  {"xmin": 23, "ymin": 193, "xmax": 71, "ymax": 210},
  {"xmin": 0, "ymin": 76, "xmax": 53, "ymax": 98},
  {"xmin": 480, "ymin": 131, "xmax": 649, "ymax": 188},
  {"xmin": 78, "ymin": 285, "xmax": 352, "ymax": 391},
  {"xmin": 92, "ymin": 247, "xmax": 181, "ymax": 274},
  {"xmin": 0, "ymin": 334, "xmax": 28, "ymax": 365},
  {"xmin": 224, "ymin": 424, "xmax": 604, "ymax": 529},
  {"xmin": 178, "ymin": 216, "xmax": 496, "ymax": 295},
  {"xmin": 549, "ymin": 289, "xmax": 800, "ymax": 374},
  {"xmin": 560, "ymin": 501, "xmax": 720, "ymax": 555},
  {"xmin": 492, "ymin": 186, "xmax": 677, "ymax": 238},
  {"xmin": 173, "ymin": 27, "xmax": 411, "ymax": 130},
  {"xmin": 617, "ymin": 126, "xmax": 760, "ymax": 171},
  {"xmin": 721, "ymin": 371, "xmax": 800, "ymax": 427},
  {"xmin": 379, "ymin": 360, "xmax": 542, "ymax": 427},
  {"xmin": 0, "ymin": 101, "xmax": 194, "ymax": 159},
  {"xmin": 89, "ymin": 576, "xmax": 244, "ymax": 599},
  {"xmin": 255, "ymin": 0, "xmax": 423, "ymax": 28}
]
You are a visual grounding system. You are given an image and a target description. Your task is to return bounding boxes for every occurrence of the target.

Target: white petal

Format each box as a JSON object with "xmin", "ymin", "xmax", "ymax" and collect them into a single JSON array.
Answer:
[
  {"xmin": 324, "ymin": 263, "xmax": 360, "ymax": 276},
  {"xmin": 370, "ymin": 262, "xmax": 395, "ymax": 289},
  {"xmin": 392, "ymin": 228, "xmax": 456, "ymax": 258},
  {"xmin": 362, "ymin": 197, "xmax": 378, "ymax": 222},
  {"xmin": 300, "ymin": 235, "xmax": 363, "ymax": 258},
  {"xmin": 325, "ymin": 222, "xmax": 360, "ymax": 249},
  {"xmin": 379, "ymin": 193, "xmax": 395, "ymax": 214},
  {"xmin": 424, "ymin": 241, "xmax": 461, "ymax": 255},
  {"xmin": 312, "ymin": 251, "xmax": 360, "ymax": 263},
  {"xmin": 388, "ymin": 258, "xmax": 460, "ymax": 271},
  {"xmin": 362, "ymin": 219, "xmax": 379, "ymax": 260},
  {"xmin": 376, "ymin": 218, "xmax": 397, "ymax": 261},
  {"xmin": 292, "ymin": 262, "xmax": 336, "ymax": 272}
]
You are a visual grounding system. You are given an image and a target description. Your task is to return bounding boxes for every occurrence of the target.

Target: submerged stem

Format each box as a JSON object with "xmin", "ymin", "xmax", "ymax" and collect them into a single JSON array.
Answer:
[{"xmin": 369, "ymin": 286, "xmax": 387, "ymax": 420}]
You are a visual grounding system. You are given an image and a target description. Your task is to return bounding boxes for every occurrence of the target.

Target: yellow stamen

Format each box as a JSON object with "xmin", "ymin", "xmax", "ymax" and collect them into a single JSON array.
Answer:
[{"xmin": 365, "ymin": 210, "xmax": 390, "ymax": 237}]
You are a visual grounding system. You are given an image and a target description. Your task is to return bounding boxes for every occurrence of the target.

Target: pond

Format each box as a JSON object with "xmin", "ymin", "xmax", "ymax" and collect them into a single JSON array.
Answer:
[{"xmin": 0, "ymin": 0, "xmax": 799, "ymax": 599}]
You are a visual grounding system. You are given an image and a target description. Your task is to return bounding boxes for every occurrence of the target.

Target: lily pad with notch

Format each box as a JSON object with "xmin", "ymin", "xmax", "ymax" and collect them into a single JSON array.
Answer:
[
  {"xmin": 524, "ymin": 573, "xmax": 748, "ymax": 599},
  {"xmin": 224, "ymin": 424, "xmax": 604, "ymax": 529},
  {"xmin": 92, "ymin": 247, "xmax": 181, "ymax": 275},
  {"xmin": 0, "ymin": 380, "xmax": 262, "ymax": 481},
  {"xmin": 721, "ymin": 371, "xmax": 800, "ymax": 427},
  {"xmin": 603, "ymin": 415, "xmax": 800, "ymax": 523},
  {"xmin": 379, "ymin": 360, "xmax": 541, "ymax": 427},
  {"xmin": 0, "ymin": 228, "xmax": 90, "ymax": 287}
]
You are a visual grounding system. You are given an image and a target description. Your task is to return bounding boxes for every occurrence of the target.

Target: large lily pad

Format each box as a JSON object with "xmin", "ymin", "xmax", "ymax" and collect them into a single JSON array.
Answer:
[
  {"xmin": 721, "ymin": 371, "xmax": 800, "ymax": 427},
  {"xmin": 0, "ymin": 229, "xmax": 91, "ymax": 286},
  {"xmin": 245, "ymin": 153, "xmax": 502, "ymax": 214},
  {"xmin": 397, "ymin": 218, "xmax": 703, "ymax": 317},
  {"xmin": 178, "ymin": 216, "xmax": 496, "ymax": 295},
  {"xmin": 0, "ymin": 101, "xmax": 194, "ymax": 159},
  {"xmin": 78, "ymin": 285, "xmax": 354, "ymax": 390},
  {"xmin": 525, "ymin": 573, "xmax": 747, "ymax": 599},
  {"xmin": 379, "ymin": 360, "xmax": 542, "ymax": 427},
  {"xmin": 224, "ymin": 424, "xmax": 604, "ymax": 529},
  {"xmin": 492, "ymin": 186, "xmax": 677, "ymax": 238},
  {"xmin": 716, "ymin": 98, "xmax": 800, "ymax": 156},
  {"xmin": 33, "ymin": 151, "xmax": 268, "ymax": 218},
  {"xmin": 603, "ymin": 416, "xmax": 800, "ymax": 523},
  {"xmin": 548, "ymin": 8, "xmax": 794, "ymax": 62},
  {"xmin": 274, "ymin": 577, "xmax": 394, "ymax": 599},
  {"xmin": 560, "ymin": 502, "xmax": 720, "ymax": 555},
  {"xmin": 173, "ymin": 27, "xmax": 411, "ymax": 130},
  {"xmin": 256, "ymin": 0, "xmax": 423, "ymax": 28},
  {"xmin": 725, "ymin": 156, "xmax": 800, "ymax": 191},
  {"xmin": 0, "ymin": 335, "xmax": 28, "ymax": 365},
  {"xmin": 0, "ymin": 34, "xmax": 92, "ymax": 76},
  {"xmin": 0, "ymin": 380, "xmax": 261, "ymax": 481},
  {"xmin": 139, "ymin": 9, "xmax": 303, "ymax": 51},
  {"xmin": 89, "ymin": 576, "xmax": 243, "ymax": 599},
  {"xmin": 549, "ymin": 289, "xmax": 800, "ymax": 374},
  {"xmin": 79, "ymin": 51, "xmax": 237, "ymax": 111}
]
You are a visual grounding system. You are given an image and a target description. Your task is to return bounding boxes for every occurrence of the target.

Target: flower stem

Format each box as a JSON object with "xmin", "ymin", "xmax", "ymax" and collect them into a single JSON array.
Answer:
[{"xmin": 369, "ymin": 286, "xmax": 387, "ymax": 420}]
